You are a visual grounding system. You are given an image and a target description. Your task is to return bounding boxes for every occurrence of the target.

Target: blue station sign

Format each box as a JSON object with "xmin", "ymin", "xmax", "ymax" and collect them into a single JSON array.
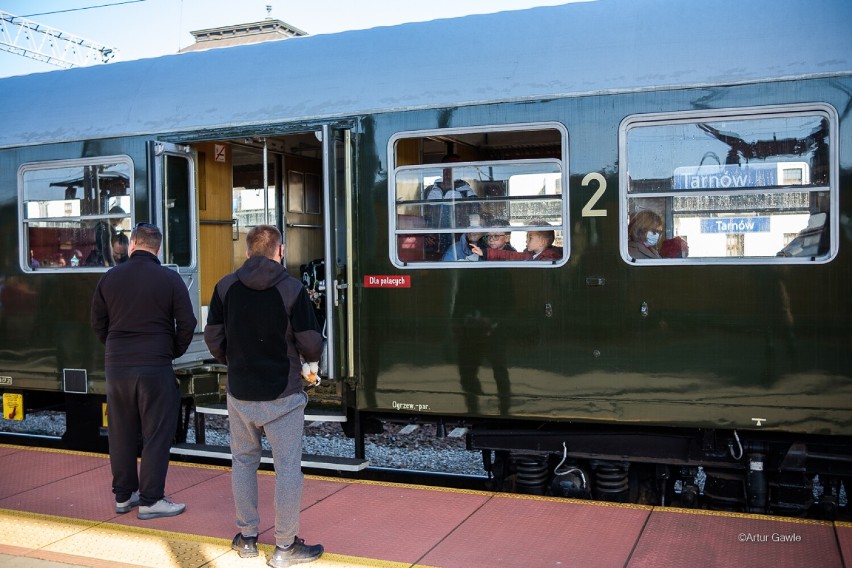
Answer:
[
  {"xmin": 673, "ymin": 164, "xmax": 779, "ymax": 190},
  {"xmin": 701, "ymin": 217, "xmax": 770, "ymax": 233}
]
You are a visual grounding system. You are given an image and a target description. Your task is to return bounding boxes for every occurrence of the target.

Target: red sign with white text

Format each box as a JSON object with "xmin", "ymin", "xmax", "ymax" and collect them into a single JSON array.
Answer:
[{"xmin": 364, "ymin": 275, "xmax": 411, "ymax": 288}]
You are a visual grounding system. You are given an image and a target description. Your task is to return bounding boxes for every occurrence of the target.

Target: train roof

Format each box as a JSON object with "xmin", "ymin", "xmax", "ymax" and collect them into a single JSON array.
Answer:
[{"xmin": 1, "ymin": 0, "xmax": 851, "ymax": 150}]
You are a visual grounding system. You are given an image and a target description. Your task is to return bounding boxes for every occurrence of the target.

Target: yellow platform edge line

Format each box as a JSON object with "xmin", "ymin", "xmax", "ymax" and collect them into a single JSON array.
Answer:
[
  {"xmin": 0, "ymin": 443, "xmax": 234, "ymax": 473},
  {"xmin": 0, "ymin": 544, "xmax": 140, "ymax": 568},
  {"xmin": 0, "ymin": 508, "xmax": 411, "ymax": 568},
  {"xmin": 0, "ymin": 442, "xmax": 107, "ymax": 459},
  {"xmin": 651, "ymin": 505, "xmax": 835, "ymax": 526}
]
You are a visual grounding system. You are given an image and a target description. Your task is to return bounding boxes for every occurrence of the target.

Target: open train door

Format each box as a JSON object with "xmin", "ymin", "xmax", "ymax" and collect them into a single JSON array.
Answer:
[
  {"xmin": 148, "ymin": 141, "xmax": 205, "ymax": 361},
  {"xmin": 313, "ymin": 126, "xmax": 355, "ymax": 409}
]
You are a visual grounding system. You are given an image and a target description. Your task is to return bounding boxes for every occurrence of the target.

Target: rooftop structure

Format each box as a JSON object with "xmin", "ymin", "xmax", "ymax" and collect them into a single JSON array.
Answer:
[
  {"xmin": 179, "ymin": 19, "xmax": 307, "ymax": 52},
  {"xmin": 179, "ymin": 6, "xmax": 307, "ymax": 53}
]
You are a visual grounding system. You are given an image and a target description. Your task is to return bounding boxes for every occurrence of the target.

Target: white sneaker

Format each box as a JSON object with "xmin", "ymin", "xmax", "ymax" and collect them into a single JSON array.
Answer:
[
  {"xmin": 115, "ymin": 491, "xmax": 140, "ymax": 514},
  {"xmin": 137, "ymin": 498, "xmax": 185, "ymax": 520}
]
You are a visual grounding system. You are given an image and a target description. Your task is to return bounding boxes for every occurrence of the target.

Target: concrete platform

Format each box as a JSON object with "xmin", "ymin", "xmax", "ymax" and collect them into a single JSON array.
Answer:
[{"xmin": 0, "ymin": 444, "xmax": 847, "ymax": 567}]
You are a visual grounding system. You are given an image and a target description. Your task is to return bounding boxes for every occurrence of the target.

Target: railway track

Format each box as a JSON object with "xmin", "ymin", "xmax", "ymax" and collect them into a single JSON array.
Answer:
[{"xmin": 0, "ymin": 410, "xmax": 489, "ymax": 490}]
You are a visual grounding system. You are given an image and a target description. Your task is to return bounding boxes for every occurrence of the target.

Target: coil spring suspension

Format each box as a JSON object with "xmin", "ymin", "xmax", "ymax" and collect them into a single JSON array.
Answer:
[
  {"xmin": 514, "ymin": 454, "xmax": 549, "ymax": 495},
  {"xmin": 594, "ymin": 462, "xmax": 629, "ymax": 502}
]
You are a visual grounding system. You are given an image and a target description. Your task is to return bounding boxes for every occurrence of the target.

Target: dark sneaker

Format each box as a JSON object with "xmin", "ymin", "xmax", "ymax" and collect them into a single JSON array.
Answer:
[
  {"xmin": 115, "ymin": 491, "xmax": 140, "ymax": 514},
  {"xmin": 267, "ymin": 537, "xmax": 323, "ymax": 567},
  {"xmin": 137, "ymin": 498, "xmax": 185, "ymax": 520},
  {"xmin": 232, "ymin": 533, "xmax": 259, "ymax": 558}
]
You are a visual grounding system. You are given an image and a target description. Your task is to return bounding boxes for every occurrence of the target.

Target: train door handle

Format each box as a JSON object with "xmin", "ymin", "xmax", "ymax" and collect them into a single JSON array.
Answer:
[{"xmin": 333, "ymin": 281, "xmax": 347, "ymax": 306}]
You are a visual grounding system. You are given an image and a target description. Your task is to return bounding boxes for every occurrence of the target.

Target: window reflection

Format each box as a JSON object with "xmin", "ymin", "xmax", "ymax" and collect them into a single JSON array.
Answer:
[
  {"xmin": 624, "ymin": 110, "xmax": 833, "ymax": 261},
  {"xmin": 21, "ymin": 158, "xmax": 133, "ymax": 270},
  {"xmin": 391, "ymin": 125, "xmax": 567, "ymax": 266}
]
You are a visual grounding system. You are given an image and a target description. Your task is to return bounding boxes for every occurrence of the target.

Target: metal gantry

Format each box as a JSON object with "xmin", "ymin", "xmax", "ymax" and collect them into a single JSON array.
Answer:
[{"xmin": 0, "ymin": 10, "xmax": 119, "ymax": 69}]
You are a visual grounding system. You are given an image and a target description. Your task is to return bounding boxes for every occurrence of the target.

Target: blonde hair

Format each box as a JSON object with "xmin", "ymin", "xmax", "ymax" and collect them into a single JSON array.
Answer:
[
  {"xmin": 246, "ymin": 224, "xmax": 282, "ymax": 258},
  {"xmin": 527, "ymin": 219, "xmax": 555, "ymax": 247},
  {"xmin": 529, "ymin": 230, "xmax": 555, "ymax": 247}
]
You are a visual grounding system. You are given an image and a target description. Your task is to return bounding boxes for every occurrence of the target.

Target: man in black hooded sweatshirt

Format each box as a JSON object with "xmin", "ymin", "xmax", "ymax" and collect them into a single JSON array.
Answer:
[{"xmin": 204, "ymin": 224, "xmax": 324, "ymax": 567}]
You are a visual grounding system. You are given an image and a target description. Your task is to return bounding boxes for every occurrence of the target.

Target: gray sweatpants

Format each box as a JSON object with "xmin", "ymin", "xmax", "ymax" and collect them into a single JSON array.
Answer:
[{"xmin": 227, "ymin": 390, "xmax": 307, "ymax": 547}]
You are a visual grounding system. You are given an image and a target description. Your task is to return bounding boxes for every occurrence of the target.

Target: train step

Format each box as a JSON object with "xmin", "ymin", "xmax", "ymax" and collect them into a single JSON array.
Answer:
[
  {"xmin": 194, "ymin": 403, "xmax": 347, "ymax": 423},
  {"xmin": 191, "ymin": 403, "xmax": 347, "ymax": 446},
  {"xmin": 170, "ymin": 442, "xmax": 369, "ymax": 472}
]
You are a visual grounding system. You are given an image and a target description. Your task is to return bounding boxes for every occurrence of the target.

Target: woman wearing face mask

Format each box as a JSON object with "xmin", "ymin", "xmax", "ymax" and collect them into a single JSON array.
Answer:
[{"xmin": 627, "ymin": 210, "xmax": 663, "ymax": 259}]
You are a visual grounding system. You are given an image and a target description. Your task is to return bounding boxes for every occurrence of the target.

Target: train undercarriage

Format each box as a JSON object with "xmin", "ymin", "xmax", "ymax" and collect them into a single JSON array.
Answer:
[{"xmin": 462, "ymin": 422, "xmax": 852, "ymax": 521}]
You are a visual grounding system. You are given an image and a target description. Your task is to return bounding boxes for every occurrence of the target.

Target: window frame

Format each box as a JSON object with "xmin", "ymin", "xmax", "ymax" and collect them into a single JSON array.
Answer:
[
  {"xmin": 387, "ymin": 122, "xmax": 570, "ymax": 269},
  {"xmin": 618, "ymin": 104, "xmax": 839, "ymax": 266},
  {"xmin": 18, "ymin": 155, "xmax": 135, "ymax": 273}
]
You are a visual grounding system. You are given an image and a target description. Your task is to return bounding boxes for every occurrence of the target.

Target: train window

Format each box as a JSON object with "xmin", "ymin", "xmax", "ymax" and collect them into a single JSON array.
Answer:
[
  {"xmin": 620, "ymin": 105, "xmax": 837, "ymax": 264},
  {"xmin": 163, "ymin": 154, "xmax": 192, "ymax": 266},
  {"xmin": 19, "ymin": 157, "xmax": 133, "ymax": 271},
  {"xmin": 389, "ymin": 124, "xmax": 568, "ymax": 267}
]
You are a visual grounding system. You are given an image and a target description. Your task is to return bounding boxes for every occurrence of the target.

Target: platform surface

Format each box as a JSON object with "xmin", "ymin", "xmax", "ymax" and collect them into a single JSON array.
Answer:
[{"xmin": 0, "ymin": 444, "xmax": 848, "ymax": 567}]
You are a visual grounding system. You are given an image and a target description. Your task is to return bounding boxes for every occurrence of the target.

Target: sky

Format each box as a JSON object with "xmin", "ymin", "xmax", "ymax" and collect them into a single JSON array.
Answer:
[{"xmin": 0, "ymin": 0, "xmax": 579, "ymax": 78}]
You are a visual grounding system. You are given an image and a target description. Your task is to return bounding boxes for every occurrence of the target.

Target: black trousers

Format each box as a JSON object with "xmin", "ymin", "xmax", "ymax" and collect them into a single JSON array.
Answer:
[{"xmin": 105, "ymin": 365, "xmax": 179, "ymax": 506}]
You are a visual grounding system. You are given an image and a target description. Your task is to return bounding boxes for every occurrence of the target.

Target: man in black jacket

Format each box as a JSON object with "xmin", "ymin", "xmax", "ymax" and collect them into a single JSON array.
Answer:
[
  {"xmin": 90, "ymin": 223, "xmax": 196, "ymax": 520},
  {"xmin": 204, "ymin": 224, "xmax": 324, "ymax": 567}
]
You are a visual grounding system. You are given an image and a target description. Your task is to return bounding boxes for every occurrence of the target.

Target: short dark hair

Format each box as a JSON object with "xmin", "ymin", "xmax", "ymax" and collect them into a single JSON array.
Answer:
[
  {"xmin": 246, "ymin": 224, "xmax": 282, "ymax": 258},
  {"xmin": 131, "ymin": 223, "xmax": 162, "ymax": 249}
]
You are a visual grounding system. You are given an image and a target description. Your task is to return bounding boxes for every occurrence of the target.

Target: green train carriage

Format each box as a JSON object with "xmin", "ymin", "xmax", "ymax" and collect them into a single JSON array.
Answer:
[{"xmin": 0, "ymin": 0, "xmax": 850, "ymax": 516}]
